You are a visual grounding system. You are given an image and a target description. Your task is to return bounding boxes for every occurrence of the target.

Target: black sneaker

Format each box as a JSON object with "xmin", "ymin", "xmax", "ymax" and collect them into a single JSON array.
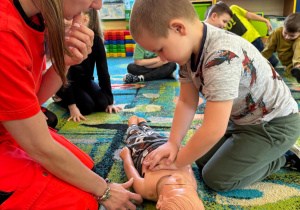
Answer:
[
  {"xmin": 290, "ymin": 67, "xmax": 300, "ymax": 83},
  {"xmin": 123, "ymin": 73, "xmax": 144, "ymax": 83},
  {"xmin": 283, "ymin": 151, "xmax": 300, "ymax": 171}
]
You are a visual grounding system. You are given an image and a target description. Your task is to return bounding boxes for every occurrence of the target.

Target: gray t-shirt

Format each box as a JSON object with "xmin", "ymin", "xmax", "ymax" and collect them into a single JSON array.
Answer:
[{"xmin": 179, "ymin": 23, "xmax": 298, "ymax": 125}]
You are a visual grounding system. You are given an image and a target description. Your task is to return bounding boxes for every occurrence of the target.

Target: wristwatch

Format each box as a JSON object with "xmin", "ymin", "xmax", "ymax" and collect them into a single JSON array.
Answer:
[{"xmin": 94, "ymin": 178, "xmax": 112, "ymax": 202}]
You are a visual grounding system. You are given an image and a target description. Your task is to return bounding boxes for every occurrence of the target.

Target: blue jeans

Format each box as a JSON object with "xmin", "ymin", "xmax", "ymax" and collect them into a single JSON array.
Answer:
[{"xmin": 252, "ymin": 37, "xmax": 279, "ymax": 67}]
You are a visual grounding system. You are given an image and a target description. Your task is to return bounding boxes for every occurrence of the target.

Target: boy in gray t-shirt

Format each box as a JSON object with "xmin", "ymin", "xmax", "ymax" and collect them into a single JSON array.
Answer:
[{"xmin": 129, "ymin": 0, "xmax": 300, "ymax": 192}]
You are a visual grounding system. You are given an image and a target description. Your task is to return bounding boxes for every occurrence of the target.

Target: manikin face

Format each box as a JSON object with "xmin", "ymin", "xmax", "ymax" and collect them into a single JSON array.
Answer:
[
  {"xmin": 63, "ymin": 0, "xmax": 102, "ymax": 20},
  {"xmin": 136, "ymin": 25, "xmax": 193, "ymax": 66},
  {"xmin": 156, "ymin": 173, "xmax": 197, "ymax": 208},
  {"xmin": 282, "ymin": 28, "xmax": 300, "ymax": 41}
]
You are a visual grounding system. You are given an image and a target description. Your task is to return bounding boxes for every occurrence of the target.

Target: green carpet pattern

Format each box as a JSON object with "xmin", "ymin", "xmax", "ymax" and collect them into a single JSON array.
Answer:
[{"xmin": 44, "ymin": 57, "xmax": 300, "ymax": 210}]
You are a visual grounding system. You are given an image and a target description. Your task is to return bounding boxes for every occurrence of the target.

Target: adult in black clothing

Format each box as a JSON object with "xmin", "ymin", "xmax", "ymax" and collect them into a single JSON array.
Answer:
[{"xmin": 54, "ymin": 9, "xmax": 122, "ymax": 122}]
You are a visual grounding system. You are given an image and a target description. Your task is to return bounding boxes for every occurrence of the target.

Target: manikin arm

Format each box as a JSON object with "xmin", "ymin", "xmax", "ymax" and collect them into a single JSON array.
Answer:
[{"xmin": 120, "ymin": 147, "xmax": 147, "ymax": 197}]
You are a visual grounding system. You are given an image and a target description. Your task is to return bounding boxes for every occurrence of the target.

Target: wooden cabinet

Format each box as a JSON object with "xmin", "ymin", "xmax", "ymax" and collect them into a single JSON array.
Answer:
[{"xmin": 214, "ymin": 0, "xmax": 297, "ymax": 16}]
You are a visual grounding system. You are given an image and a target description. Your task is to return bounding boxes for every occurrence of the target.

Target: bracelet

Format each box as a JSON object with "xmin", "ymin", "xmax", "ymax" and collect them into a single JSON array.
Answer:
[{"xmin": 94, "ymin": 178, "xmax": 112, "ymax": 202}]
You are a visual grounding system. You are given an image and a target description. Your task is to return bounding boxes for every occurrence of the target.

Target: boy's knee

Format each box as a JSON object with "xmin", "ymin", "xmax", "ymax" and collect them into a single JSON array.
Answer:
[{"xmin": 202, "ymin": 168, "xmax": 234, "ymax": 192}]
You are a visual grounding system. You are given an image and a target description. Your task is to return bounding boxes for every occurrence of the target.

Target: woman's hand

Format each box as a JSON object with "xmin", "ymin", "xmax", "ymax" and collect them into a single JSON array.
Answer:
[
  {"xmin": 68, "ymin": 104, "xmax": 86, "ymax": 122},
  {"xmin": 101, "ymin": 179, "xmax": 143, "ymax": 210},
  {"xmin": 64, "ymin": 14, "xmax": 94, "ymax": 67},
  {"xmin": 143, "ymin": 141, "xmax": 180, "ymax": 171},
  {"xmin": 105, "ymin": 105, "xmax": 123, "ymax": 114}
]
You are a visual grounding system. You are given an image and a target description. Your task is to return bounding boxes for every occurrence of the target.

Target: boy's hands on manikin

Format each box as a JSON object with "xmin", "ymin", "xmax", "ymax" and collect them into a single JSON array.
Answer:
[{"xmin": 143, "ymin": 141, "xmax": 180, "ymax": 171}]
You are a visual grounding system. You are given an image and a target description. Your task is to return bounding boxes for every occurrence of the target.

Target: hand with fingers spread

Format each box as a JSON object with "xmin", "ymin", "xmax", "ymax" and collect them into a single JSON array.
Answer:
[
  {"xmin": 100, "ymin": 179, "xmax": 143, "ymax": 210},
  {"xmin": 105, "ymin": 104, "xmax": 123, "ymax": 114},
  {"xmin": 143, "ymin": 141, "xmax": 180, "ymax": 171},
  {"xmin": 67, "ymin": 104, "xmax": 86, "ymax": 122}
]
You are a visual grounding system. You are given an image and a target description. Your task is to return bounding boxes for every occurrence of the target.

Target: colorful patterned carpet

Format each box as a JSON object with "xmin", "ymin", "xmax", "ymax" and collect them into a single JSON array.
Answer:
[{"xmin": 44, "ymin": 57, "xmax": 300, "ymax": 210}]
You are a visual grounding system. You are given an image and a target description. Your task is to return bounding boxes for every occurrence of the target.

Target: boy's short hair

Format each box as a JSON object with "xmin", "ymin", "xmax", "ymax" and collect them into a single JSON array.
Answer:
[
  {"xmin": 204, "ymin": 1, "xmax": 233, "ymax": 19},
  {"xmin": 130, "ymin": 0, "xmax": 198, "ymax": 40},
  {"xmin": 284, "ymin": 12, "xmax": 300, "ymax": 33}
]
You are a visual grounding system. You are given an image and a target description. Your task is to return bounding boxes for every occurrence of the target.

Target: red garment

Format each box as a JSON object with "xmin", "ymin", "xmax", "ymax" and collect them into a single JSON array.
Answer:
[
  {"xmin": 0, "ymin": 130, "xmax": 97, "ymax": 210},
  {"xmin": 0, "ymin": 1, "xmax": 97, "ymax": 209}
]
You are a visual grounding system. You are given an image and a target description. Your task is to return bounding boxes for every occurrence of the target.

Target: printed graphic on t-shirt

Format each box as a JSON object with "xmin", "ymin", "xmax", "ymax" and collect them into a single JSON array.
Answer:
[
  {"xmin": 226, "ymin": 14, "xmax": 247, "ymax": 36},
  {"xmin": 268, "ymin": 62, "xmax": 282, "ymax": 80},
  {"xmin": 242, "ymin": 49, "xmax": 257, "ymax": 87},
  {"xmin": 232, "ymin": 93, "xmax": 274, "ymax": 119},
  {"xmin": 205, "ymin": 50, "xmax": 239, "ymax": 68}
]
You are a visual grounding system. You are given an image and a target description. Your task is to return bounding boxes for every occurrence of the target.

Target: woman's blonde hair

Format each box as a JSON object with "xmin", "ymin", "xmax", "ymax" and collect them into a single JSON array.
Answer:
[
  {"xmin": 36, "ymin": 0, "xmax": 70, "ymax": 85},
  {"xmin": 130, "ymin": 0, "xmax": 198, "ymax": 40}
]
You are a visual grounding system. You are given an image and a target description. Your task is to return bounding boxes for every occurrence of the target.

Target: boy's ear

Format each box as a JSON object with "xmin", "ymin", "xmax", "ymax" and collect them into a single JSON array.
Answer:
[
  {"xmin": 211, "ymin": 12, "xmax": 217, "ymax": 20},
  {"xmin": 169, "ymin": 19, "xmax": 187, "ymax": 35}
]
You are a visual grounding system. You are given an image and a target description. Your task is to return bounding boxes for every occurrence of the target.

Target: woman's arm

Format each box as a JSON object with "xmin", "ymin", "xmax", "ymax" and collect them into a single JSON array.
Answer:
[
  {"xmin": 2, "ymin": 111, "xmax": 107, "ymax": 197},
  {"xmin": 2, "ymin": 112, "xmax": 143, "ymax": 208}
]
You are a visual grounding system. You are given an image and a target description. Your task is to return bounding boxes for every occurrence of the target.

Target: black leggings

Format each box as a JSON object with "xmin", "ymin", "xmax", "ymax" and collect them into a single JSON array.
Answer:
[
  {"xmin": 41, "ymin": 107, "xmax": 58, "ymax": 129},
  {"xmin": 57, "ymin": 80, "xmax": 109, "ymax": 115}
]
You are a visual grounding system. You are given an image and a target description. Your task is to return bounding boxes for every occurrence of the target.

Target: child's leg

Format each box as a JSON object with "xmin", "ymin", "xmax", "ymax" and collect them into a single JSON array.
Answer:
[
  {"xmin": 291, "ymin": 67, "xmax": 300, "ymax": 83},
  {"xmin": 137, "ymin": 118, "xmax": 156, "ymax": 135},
  {"xmin": 127, "ymin": 63, "xmax": 152, "ymax": 75},
  {"xmin": 141, "ymin": 62, "xmax": 177, "ymax": 81},
  {"xmin": 85, "ymin": 80, "xmax": 109, "ymax": 112},
  {"xmin": 197, "ymin": 114, "xmax": 300, "ymax": 192},
  {"xmin": 41, "ymin": 107, "xmax": 58, "ymax": 129},
  {"xmin": 284, "ymin": 63, "xmax": 293, "ymax": 74},
  {"xmin": 125, "ymin": 117, "xmax": 144, "ymax": 144},
  {"xmin": 128, "ymin": 115, "xmax": 139, "ymax": 126}
]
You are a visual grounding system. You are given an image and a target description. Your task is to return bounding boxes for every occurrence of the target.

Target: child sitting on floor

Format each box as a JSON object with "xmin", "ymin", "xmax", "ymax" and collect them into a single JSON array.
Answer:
[
  {"xmin": 120, "ymin": 116, "xmax": 204, "ymax": 209},
  {"xmin": 123, "ymin": 43, "xmax": 177, "ymax": 83},
  {"xmin": 262, "ymin": 12, "xmax": 300, "ymax": 83}
]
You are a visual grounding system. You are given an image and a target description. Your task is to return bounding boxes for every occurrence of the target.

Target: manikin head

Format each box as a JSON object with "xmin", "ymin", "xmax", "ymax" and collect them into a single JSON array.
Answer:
[
  {"xmin": 156, "ymin": 173, "xmax": 205, "ymax": 210},
  {"xmin": 204, "ymin": 1, "xmax": 232, "ymax": 29},
  {"xmin": 282, "ymin": 12, "xmax": 300, "ymax": 41}
]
